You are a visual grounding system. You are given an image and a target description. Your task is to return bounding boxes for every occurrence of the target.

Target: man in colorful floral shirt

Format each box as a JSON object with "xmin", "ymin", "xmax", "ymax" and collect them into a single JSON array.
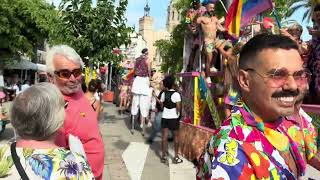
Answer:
[{"xmin": 197, "ymin": 34, "xmax": 312, "ymax": 179}]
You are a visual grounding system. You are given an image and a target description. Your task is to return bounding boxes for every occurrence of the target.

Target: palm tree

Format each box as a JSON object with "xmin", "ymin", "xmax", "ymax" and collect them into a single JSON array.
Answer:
[{"xmin": 286, "ymin": 0, "xmax": 318, "ymax": 22}]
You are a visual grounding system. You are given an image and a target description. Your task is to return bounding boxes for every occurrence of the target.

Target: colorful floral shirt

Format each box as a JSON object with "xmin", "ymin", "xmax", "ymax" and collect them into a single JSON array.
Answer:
[
  {"xmin": 196, "ymin": 102, "xmax": 306, "ymax": 180},
  {"xmin": 0, "ymin": 144, "xmax": 94, "ymax": 179},
  {"xmin": 284, "ymin": 108, "xmax": 318, "ymax": 162}
]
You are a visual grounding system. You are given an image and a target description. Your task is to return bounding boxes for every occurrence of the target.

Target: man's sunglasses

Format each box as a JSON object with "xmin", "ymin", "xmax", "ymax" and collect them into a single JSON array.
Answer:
[
  {"xmin": 54, "ymin": 68, "xmax": 82, "ymax": 79},
  {"xmin": 244, "ymin": 68, "xmax": 312, "ymax": 88}
]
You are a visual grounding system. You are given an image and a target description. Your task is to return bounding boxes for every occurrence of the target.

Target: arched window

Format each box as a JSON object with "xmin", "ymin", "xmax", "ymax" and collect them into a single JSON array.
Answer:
[{"xmin": 172, "ymin": 11, "xmax": 175, "ymax": 20}]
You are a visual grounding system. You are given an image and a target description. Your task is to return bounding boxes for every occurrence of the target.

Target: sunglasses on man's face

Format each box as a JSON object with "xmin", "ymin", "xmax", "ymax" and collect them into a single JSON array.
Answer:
[
  {"xmin": 54, "ymin": 68, "xmax": 82, "ymax": 79},
  {"xmin": 245, "ymin": 68, "xmax": 312, "ymax": 88}
]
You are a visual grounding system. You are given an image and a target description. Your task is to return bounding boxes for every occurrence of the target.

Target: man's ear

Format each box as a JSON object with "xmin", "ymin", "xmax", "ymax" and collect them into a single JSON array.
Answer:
[
  {"xmin": 238, "ymin": 69, "xmax": 250, "ymax": 92},
  {"xmin": 47, "ymin": 73, "xmax": 54, "ymax": 83}
]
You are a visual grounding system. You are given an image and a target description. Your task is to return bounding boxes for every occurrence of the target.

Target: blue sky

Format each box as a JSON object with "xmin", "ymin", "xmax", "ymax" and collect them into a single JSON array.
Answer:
[
  {"xmin": 50, "ymin": 0, "xmax": 170, "ymax": 30},
  {"xmin": 126, "ymin": 0, "xmax": 170, "ymax": 31},
  {"xmin": 50, "ymin": 0, "xmax": 312, "ymax": 40}
]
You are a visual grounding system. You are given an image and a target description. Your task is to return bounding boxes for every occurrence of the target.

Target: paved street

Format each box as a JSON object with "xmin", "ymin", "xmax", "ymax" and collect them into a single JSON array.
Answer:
[
  {"xmin": 1, "ymin": 102, "xmax": 319, "ymax": 179},
  {"xmin": 100, "ymin": 102, "xmax": 195, "ymax": 180}
]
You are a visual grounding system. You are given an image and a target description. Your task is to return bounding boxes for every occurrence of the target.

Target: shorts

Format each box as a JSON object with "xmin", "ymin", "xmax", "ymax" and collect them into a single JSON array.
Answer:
[
  {"xmin": 205, "ymin": 42, "xmax": 216, "ymax": 53},
  {"xmin": 120, "ymin": 91, "xmax": 128, "ymax": 99},
  {"xmin": 131, "ymin": 76, "xmax": 150, "ymax": 95},
  {"xmin": 131, "ymin": 94, "xmax": 150, "ymax": 117},
  {"xmin": 161, "ymin": 118, "xmax": 180, "ymax": 131}
]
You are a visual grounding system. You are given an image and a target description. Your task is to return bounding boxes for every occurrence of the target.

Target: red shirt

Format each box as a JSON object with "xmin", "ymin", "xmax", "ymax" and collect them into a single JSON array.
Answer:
[{"xmin": 55, "ymin": 91, "xmax": 105, "ymax": 180}]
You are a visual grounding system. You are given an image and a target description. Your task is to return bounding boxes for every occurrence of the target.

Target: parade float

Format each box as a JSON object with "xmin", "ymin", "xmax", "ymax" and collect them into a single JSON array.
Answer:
[{"xmin": 177, "ymin": 0, "xmax": 320, "ymax": 163}]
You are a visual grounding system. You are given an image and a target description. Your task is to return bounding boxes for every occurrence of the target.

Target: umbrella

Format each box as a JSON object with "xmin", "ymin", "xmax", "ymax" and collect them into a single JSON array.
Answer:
[{"xmin": 5, "ymin": 58, "xmax": 38, "ymax": 70}]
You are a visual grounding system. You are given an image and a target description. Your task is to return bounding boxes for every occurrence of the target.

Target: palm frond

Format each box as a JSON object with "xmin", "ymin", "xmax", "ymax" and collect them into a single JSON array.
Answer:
[
  {"xmin": 302, "ymin": 9, "xmax": 310, "ymax": 21},
  {"xmin": 287, "ymin": 0, "xmax": 306, "ymax": 7}
]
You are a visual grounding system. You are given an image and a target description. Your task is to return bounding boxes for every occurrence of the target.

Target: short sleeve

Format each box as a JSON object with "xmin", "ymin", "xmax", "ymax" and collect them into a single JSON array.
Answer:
[
  {"xmin": 160, "ymin": 92, "xmax": 165, "ymax": 102},
  {"xmin": 171, "ymin": 92, "xmax": 181, "ymax": 103}
]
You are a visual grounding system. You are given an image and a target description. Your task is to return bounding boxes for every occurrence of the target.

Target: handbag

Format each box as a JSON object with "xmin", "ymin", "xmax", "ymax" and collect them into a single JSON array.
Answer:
[{"xmin": 10, "ymin": 142, "xmax": 29, "ymax": 180}]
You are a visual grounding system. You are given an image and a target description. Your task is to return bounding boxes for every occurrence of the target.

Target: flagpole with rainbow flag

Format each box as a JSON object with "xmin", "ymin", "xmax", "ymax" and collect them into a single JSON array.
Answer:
[{"xmin": 225, "ymin": 0, "xmax": 274, "ymax": 37}]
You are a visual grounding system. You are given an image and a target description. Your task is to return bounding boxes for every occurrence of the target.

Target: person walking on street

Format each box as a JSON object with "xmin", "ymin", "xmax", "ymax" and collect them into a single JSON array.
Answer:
[{"xmin": 160, "ymin": 75, "xmax": 183, "ymax": 164}]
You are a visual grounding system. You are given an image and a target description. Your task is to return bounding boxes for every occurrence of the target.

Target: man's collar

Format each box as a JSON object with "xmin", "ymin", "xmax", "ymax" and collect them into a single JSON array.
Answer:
[
  {"xmin": 232, "ymin": 101, "xmax": 284, "ymax": 132},
  {"xmin": 63, "ymin": 90, "xmax": 83, "ymax": 101}
]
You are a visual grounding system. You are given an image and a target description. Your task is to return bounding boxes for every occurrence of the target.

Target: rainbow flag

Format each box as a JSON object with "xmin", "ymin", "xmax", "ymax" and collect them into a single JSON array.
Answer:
[
  {"xmin": 122, "ymin": 69, "xmax": 135, "ymax": 81},
  {"xmin": 225, "ymin": 0, "xmax": 273, "ymax": 37}
]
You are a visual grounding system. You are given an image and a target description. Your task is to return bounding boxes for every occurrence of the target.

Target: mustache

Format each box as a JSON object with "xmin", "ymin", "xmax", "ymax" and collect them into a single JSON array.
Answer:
[
  {"xmin": 209, "ymin": 11, "xmax": 215, "ymax": 16},
  {"xmin": 271, "ymin": 89, "xmax": 299, "ymax": 98}
]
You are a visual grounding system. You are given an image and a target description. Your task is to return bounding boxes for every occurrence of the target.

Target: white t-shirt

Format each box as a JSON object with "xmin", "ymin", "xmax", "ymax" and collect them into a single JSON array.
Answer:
[
  {"xmin": 21, "ymin": 84, "xmax": 30, "ymax": 92},
  {"xmin": 94, "ymin": 92, "xmax": 100, "ymax": 101},
  {"xmin": 160, "ymin": 89, "xmax": 181, "ymax": 119},
  {"xmin": 12, "ymin": 84, "xmax": 21, "ymax": 95}
]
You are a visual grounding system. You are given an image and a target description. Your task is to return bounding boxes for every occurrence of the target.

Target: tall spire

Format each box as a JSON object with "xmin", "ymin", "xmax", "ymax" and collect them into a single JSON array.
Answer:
[{"xmin": 144, "ymin": 0, "xmax": 150, "ymax": 17}]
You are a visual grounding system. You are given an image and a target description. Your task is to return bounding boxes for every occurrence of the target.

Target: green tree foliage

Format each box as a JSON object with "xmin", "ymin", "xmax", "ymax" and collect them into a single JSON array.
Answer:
[
  {"xmin": 49, "ymin": 0, "xmax": 133, "ymax": 66},
  {"xmin": 174, "ymin": 0, "xmax": 227, "ymax": 19},
  {"xmin": 0, "ymin": 0, "xmax": 132, "ymax": 69},
  {"xmin": 0, "ymin": 0, "xmax": 57, "ymax": 63}
]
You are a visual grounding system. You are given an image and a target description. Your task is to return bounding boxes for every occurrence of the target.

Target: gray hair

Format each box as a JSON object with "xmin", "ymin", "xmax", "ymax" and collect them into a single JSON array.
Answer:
[
  {"xmin": 288, "ymin": 23, "xmax": 303, "ymax": 33},
  {"xmin": 46, "ymin": 45, "xmax": 84, "ymax": 74},
  {"xmin": 11, "ymin": 82, "xmax": 65, "ymax": 140}
]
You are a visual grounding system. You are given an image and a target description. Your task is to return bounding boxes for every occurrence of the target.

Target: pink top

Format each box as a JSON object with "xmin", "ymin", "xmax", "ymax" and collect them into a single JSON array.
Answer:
[{"xmin": 55, "ymin": 91, "xmax": 105, "ymax": 180}]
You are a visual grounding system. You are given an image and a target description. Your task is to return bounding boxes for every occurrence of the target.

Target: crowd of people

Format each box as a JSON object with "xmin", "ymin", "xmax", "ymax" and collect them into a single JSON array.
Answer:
[{"xmin": 116, "ymin": 47, "xmax": 184, "ymax": 164}]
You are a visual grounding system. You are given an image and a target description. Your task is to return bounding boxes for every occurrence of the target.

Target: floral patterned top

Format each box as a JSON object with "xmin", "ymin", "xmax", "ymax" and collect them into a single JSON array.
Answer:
[
  {"xmin": 284, "ymin": 108, "xmax": 318, "ymax": 162},
  {"xmin": 0, "ymin": 144, "xmax": 94, "ymax": 180},
  {"xmin": 134, "ymin": 55, "xmax": 149, "ymax": 77},
  {"xmin": 196, "ymin": 101, "xmax": 306, "ymax": 180}
]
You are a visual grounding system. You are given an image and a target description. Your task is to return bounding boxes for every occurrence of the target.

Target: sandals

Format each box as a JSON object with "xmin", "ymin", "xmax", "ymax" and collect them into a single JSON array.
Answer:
[
  {"xmin": 172, "ymin": 157, "xmax": 183, "ymax": 164},
  {"xmin": 160, "ymin": 156, "xmax": 168, "ymax": 163}
]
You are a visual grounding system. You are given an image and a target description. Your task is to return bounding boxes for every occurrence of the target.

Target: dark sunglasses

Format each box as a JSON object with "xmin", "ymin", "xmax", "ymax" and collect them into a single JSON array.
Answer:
[{"xmin": 54, "ymin": 68, "xmax": 82, "ymax": 79}]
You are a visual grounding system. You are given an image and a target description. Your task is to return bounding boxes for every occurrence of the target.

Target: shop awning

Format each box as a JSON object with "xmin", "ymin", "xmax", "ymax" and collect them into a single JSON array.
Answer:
[{"xmin": 5, "ymin": 58, "xmax": 38, "ymax": 70}]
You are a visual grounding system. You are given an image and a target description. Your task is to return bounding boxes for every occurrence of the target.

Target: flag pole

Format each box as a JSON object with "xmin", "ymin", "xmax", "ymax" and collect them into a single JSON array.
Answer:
[
  {"xmin": 218, "ymin": 0, "xmax": 227, "ymax": 13},
  {"xmin": 272, "ymin": 8, "xmax": 281, "ymax": 28}
]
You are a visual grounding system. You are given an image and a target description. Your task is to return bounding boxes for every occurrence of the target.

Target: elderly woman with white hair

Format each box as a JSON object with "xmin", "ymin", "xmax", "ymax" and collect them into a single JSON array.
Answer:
[{"xmin": 0, "ymin": 83, "xmax": 94, "ymax": 179}]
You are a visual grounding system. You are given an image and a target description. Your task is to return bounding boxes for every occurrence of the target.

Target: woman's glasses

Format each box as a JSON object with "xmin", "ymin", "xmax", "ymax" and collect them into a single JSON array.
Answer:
[
  {"xmin": 244, "ymin": 68, "xmax": 311, "ymax": 88},
  {"xmin": 54, "ymin": 68, "xmax": 82, "ymax": 79}
]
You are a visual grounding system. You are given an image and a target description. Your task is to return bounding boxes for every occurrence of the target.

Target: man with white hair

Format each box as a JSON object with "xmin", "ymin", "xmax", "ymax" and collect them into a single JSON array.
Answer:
[{"xmin": 46, "ymin": 45, "xmax": 105, "ymax": 180}]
